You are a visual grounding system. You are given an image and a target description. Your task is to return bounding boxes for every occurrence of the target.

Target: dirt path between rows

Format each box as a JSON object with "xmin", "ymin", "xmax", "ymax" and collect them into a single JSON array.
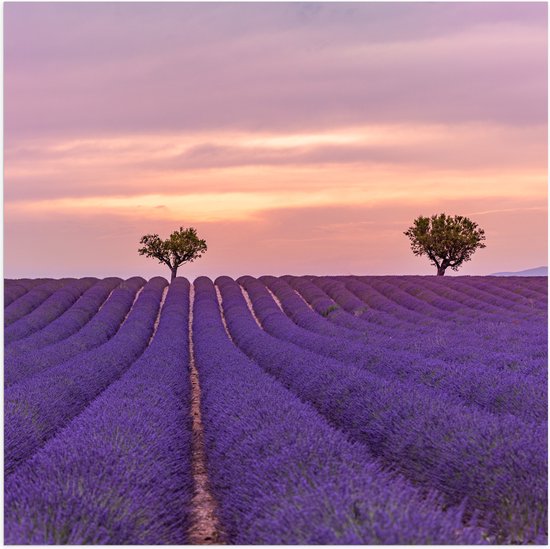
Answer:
[
  {"xmin": 215, "ymin": 286, "xmax": 234, "ymax": 339},
  {"xmin": 238, "ymin": 285, "xmax": 264, "ymax": 329},
  {"xmin": 188, "ymin": 283, "xmax": 225, "ymax": 545}
]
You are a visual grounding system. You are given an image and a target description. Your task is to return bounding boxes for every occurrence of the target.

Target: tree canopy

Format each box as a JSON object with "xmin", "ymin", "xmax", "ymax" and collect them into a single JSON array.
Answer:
[
  {"xmin": 404, "ymin": 214, "xmax": 486, "ymax": 275},
  {"xmin": 138, "ymin": 227, "xmax": 207, "ymax": 280}
]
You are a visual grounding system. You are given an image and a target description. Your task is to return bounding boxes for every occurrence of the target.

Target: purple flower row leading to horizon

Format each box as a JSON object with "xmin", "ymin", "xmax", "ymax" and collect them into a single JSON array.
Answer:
[
  {"xmin": 4, "ymin": 278, "xmax": 54, "ymax": 307},
  {"xmin": 239, "ymin": 275, "xmax": 546, "ymax": 423},
  {"xmin": 4, "ymin": 277, "xmax": 145, "ymax": 387},
  {"xmin": 4, "ymin": 274, "xmax": 548, "ymax": 544},
  {"xmin": 5, "ymin": 278, "xmax": 193, "ymax": 544},
  {"xmin": 4, "ymin": 277, "xmax": 99, "ymax": 344}
]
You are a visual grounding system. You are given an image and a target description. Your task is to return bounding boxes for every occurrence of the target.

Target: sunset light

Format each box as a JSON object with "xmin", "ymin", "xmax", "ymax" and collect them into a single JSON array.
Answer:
[
  {"xmin": 4, "ymin": 2, "xmax": 547, "ymax": 278},
  {"xmin": 4, "ymin": 4, "xmax": 548, "ymax": 545}
]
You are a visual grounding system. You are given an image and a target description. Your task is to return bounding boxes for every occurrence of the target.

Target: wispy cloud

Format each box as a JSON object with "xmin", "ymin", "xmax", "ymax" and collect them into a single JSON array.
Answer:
[
  {"xmin": 5, "ymin": 3, "xmax": 546, "ymax": 139},
  {"xmin": 4, "ymin": 3, "xmax": 547, "ymax": 276},
  {"xmin": 5, "ymin": 196, "xmax": 546, "ymax": 279},
  {"xmin": 5, "ymin": 123, "xmax": 546, "ymax": 203}
]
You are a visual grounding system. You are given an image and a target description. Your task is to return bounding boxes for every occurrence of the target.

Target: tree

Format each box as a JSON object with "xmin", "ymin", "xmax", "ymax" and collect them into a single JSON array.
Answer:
[
  {"xmin": 138, "ymin": 227, "xmax": 207, "ymax": 281},
  {"xmin": 404, "ymin": 213, "xmax": 486, "ymax": 276}
]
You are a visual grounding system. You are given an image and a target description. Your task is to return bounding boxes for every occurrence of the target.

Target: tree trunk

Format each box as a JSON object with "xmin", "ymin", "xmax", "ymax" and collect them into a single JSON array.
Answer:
[
  {"xmin": 436, "ymin": 266, "xmax": 446, "ymax": 276},
  {"xmin": 171, "ymin": 267, "xmax": 178, "ymax": 281}
]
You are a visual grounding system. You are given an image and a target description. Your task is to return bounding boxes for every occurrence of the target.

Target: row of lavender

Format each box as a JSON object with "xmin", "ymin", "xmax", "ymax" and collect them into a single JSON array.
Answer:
[
  {"xmin": 217, "ymin": 276, "xmax": 546, "ymax": 542},
  {"xmin": 5, "ymin": 278, "xmax": 194, "ymax": 543},
  {"xmin": 4, "ymin": 275, "xmax": 547, "ymax": 543},
  {"xmin": 283, "ymin": 275, "xmax": 546, "ymax": 378}
]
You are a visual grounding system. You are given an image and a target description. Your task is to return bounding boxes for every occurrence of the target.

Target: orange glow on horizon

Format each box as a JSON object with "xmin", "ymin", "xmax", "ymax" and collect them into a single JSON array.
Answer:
[{"xmin": 4, "ymin": 3, "xmax": 547, "ymax": 277}]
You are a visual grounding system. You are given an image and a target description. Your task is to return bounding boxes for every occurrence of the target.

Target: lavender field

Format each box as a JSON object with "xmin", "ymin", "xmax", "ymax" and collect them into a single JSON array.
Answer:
[{"xmin": 4, "ymin": 275, "xmax": 548, "ymax": 544}]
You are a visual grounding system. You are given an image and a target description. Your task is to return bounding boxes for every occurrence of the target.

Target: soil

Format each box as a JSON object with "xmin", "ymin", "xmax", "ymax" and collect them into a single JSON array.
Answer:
[{"xmin": 187, "ymin": 284, "xmax": 225, "ymax": 545}]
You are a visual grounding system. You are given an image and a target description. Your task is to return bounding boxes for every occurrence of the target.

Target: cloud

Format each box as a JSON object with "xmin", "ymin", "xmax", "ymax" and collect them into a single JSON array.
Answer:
[
  {"xmin": 4, "ymin": 3, "xmax": 546, "ymax": 277},
  {"xmin": 5, "ymin": 195, "xmax": 546, "ymax": 279},
  {"xmin": 5, "ymin": 3, "xmax": 547, "ymax": 140},
  {"xmin": 5, "ymin": 122, "xmax": 546, "ymax": 203},
  {"xmin": 152, "ymin": 124, "xmax": 546, "ymax": 172}
]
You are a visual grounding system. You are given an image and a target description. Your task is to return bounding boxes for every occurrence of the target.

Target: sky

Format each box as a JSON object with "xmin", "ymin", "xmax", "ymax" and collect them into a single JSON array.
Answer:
[{"xmin": 4, "ymin": 2, "xmax": 548, "ymax": 279}]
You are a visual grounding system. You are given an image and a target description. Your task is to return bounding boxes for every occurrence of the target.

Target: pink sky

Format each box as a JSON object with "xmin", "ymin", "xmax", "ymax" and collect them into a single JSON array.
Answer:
[{"xmin": 4, "ymin": 2, "xmax": 548, "ymax": 279}]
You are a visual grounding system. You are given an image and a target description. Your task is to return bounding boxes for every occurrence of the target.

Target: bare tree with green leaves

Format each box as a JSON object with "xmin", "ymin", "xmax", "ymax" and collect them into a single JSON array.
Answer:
[
  {"xmin": 138, "ymin": 226, "xmax": 207, "ymax": 281},
  {"xmin": 404, "ymin": 213, "xmax": 486, "ymax": 276}
]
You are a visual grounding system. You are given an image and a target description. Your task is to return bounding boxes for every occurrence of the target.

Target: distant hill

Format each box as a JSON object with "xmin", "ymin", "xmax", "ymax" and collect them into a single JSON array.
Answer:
[{"xmin": 490, "ymin": 266, "xmax": 548, "ymax": 276}]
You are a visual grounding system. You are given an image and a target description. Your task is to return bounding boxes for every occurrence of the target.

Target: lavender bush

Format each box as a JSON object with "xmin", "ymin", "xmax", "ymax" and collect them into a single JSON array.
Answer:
[
  {"xmin": 240, "ymin": 276, "xmax": 546, "ymax": 424},
  {"xmin": 216, "ymin": 275, "xmax": 547, "ymax": 542},
  {"xmin": 5, "ymin": 279, "xmax": 74, "ymax": 326},
  {"xmin": 5, "ymin": 284, "xmax": 30, "ymax": 307},
  {"xmin": 4, "ymin": 277, "xmax": 145, "ymax": 387},
  {"xmin": 193, "ymin": 276, "xmax": 484, "ymax": 544},
  {"xmin": 5, "ymin": 278, "xmax": 98, "ymax": 344},
  {"xmin": 4, "ymin": 279, "xmax": 53, "ymax": 307},
  {"xmin": 3, "ymin": 274, "xmax": 546, "ymax": 544},
  {"xmin": 6, "ymin": 277, "xmax": 121, "ymax": 354},
  {"xmin": 5, "ymin": 278, "xmax": 193, "ymax": 544},
  {"xmin": 5, "ymin": 277, "xmax": 166, "ymax": 474}
]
